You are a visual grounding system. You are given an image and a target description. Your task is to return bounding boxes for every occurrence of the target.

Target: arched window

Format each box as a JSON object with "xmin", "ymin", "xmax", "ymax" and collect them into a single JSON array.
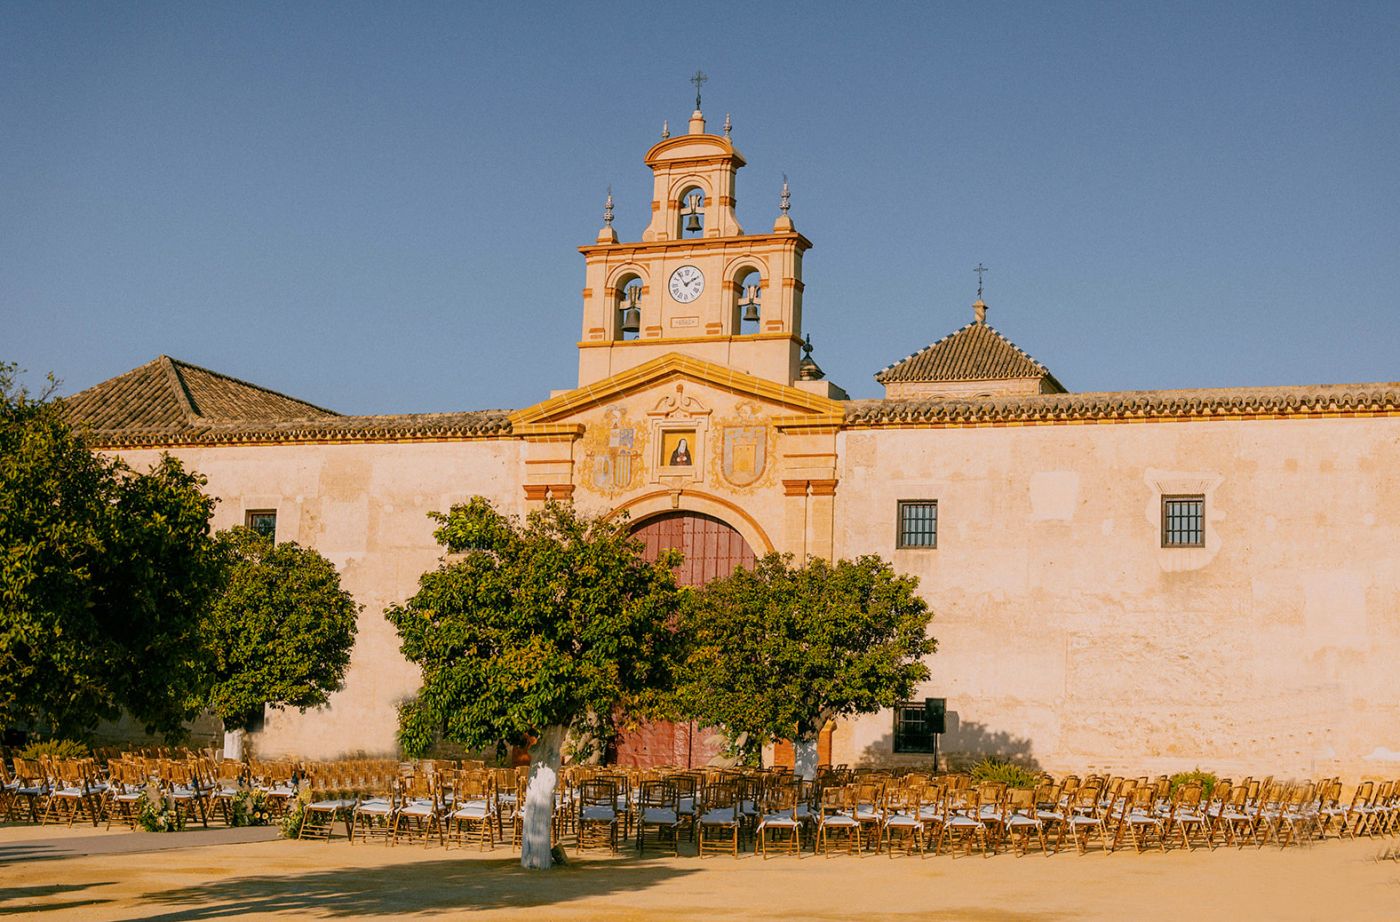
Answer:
[
  {"xmin": 677, "ymin": 186, "xmax": 705, "ymax": 238},
  {"xmin": 735, "ymin": 269, "xmax": 762, "ymax": 335},
  {"xmin": 616, "ymin": 275, "xmax": 643, "ymax": 341}
]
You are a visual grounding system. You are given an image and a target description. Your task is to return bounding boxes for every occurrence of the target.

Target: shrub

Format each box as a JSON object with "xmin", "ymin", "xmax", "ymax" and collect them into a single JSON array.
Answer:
[
  {"xmin": 19, "ymin": 739, "xmax": 89, "ymax": 760},
  {"xmin": 1169, "ymin": 769, "xmax": 1218, "ymax": 799},
  {"xmin": 968, "ymin": 756, "xmax": 1040, "ymax": 789}
]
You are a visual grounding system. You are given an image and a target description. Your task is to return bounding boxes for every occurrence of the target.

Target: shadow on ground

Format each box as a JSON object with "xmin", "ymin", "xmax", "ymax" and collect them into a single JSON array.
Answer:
[
  {"xmin": 0, "ymin": 882, "xmax": 115, "ymax": 916},
  {"xmin": 134, "ymin": 857, "xmax": 699, "ymax": 919}
]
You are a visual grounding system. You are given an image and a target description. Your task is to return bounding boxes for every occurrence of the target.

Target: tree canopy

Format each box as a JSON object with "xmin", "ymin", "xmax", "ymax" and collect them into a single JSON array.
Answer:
[
  {"xmin": 386, "ymin": 497, "xmax": 684, "ymax": 867},
  {"xmin": 203, "ymin": 527, "xmax": 360, "ymax": 733},
  {"xmin": 677, "ymin": 553, "xmax": 935, "ymax": 774},
  {"xmin": 0, "ymin": 363, "xmax": 223, "ymax": 739}
]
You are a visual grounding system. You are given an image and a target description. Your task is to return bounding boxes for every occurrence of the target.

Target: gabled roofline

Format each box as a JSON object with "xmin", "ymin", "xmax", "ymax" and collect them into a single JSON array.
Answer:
[{"xmin": 509, "ymin": 353, "xmax": 844, "ymax": 427}]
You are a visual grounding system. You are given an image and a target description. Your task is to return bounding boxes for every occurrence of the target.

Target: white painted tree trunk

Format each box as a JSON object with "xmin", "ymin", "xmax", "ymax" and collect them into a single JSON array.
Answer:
[
  {"xmin": 222, "ymin": 728, "xmax": 245, "ymax": 762},
  {"xmin": 520, "ymin": 725, "xmax": 566, "ymax": 870},
  {"xmin": 794, "ymin": 736, "xmax": 819, "ymax": 780}
]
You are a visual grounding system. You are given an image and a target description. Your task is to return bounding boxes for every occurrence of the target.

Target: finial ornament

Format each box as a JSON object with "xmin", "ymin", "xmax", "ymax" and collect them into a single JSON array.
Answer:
[
  {"xmin": 974, "ymin": 263, "xmax": 989, "ymax": 300},
  {"xmin": 780, "ymin": 174, "xmax": 791, "ymax": 215},
  {"xmin": 661, "ymin": 119, "xmax": 670, "ymax": 139},
  {"xmin": 797, "ymin": 333, "xmax": 826, "ymax": 381},
  {"xmin": 690, "ymin": 69, "xmax": 708, "ymax": 110},
  {"xmin": 603, "ymin": 186, "xmax": 614, "ymax": 227},
  {"xmin": 723, "ymin": 113, "xmax": 732, "ymax": 137}
]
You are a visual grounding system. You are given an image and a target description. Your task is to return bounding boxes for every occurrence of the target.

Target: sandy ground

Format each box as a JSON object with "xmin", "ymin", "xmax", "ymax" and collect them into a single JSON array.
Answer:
[{"xmin": 0, "ymin": 822, "xmax": 1397, "ymax": 921}]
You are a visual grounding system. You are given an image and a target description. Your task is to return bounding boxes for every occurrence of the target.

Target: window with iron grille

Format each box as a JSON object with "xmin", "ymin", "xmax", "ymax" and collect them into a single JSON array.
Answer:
[
  {"xmin": 1161, "ymin": 495, "xmax": 1204, "ymax": 548},
  {"xmin": 893, "ymin": 700, "xmax": 937, "ymax": 753},
  {"xmin": 245, "ymin": 510, "xmax": 277, "ymax": 542},
  {"xmin": 896, "ymin": 500, "xmax": 938, "ymax": 549}
]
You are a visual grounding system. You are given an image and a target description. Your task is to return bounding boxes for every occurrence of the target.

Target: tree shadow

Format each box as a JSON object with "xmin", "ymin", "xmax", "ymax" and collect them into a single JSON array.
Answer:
[
  {"xmin": 0, "ymin": 841, "xmax": 68, "ymax": 866},
  {"xmin": 0, "ymin": 883, "xmax": 114, "ymax": 916},
  {"xmin": 134, "ymin": 857, "xmax": 699, "ymax": 919},
  {"xmin": 940, "ymin": 712, "xmax": 1040, "ymax": 771},
  {"xmin": 852, "ymin": 712, "xmax": 1040, "ymax": 771}
]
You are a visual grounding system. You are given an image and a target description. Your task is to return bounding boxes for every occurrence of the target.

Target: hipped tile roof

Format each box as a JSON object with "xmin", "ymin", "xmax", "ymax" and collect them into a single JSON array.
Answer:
[
  {"xmin": 63, "ymin": 356, "xmax": 511, "ymax": 445},
  {"xmin": 875, "ymin": 320, "xmax": 1064, "ymax": 390}
]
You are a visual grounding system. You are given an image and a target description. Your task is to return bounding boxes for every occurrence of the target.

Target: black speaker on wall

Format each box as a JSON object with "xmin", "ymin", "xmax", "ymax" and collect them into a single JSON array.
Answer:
[{"xmin": 925, "ymin": 697, "xmax": 947, "ymax": 735}]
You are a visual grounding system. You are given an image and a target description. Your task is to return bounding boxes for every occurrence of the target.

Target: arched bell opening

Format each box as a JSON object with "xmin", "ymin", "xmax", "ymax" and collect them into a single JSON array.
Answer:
[
  {"xmin": 733, "ymin": 267, "xmax": 763, "ymax": 335},
  {"xmin": 676, "ymin": 185, "xmax": 706, "ymax": 239},
  {"xmin": 615, "ymin": 273, "xmax": 643, "ymax": 341}
]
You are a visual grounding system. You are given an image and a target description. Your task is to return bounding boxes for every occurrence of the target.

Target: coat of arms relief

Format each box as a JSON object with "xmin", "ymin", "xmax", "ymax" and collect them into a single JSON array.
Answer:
[
  {"xmin": 585, "ymin": 406, "xmax": 642, "ymax": 494},
  {"xmin": 719, "ymin": 401, "xmax": 769, "ymax": 489}
]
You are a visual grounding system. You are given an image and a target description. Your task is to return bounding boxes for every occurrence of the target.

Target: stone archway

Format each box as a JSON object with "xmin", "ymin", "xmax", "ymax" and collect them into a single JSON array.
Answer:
[{"xmin": 609, "ymin": 511, "xmax": 756, "ymax": 768}]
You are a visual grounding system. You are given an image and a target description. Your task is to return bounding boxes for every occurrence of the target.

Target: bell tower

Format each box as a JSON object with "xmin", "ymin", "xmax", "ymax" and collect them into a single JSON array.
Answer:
[{"xmin": 577, "ymin": 91, "xmax": 833, "ymax": 395}]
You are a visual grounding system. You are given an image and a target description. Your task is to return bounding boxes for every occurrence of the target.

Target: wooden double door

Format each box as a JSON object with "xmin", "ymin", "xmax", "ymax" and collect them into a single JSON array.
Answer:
[{"xmin": 609, "ymin": 511, "xmax": 756, "ymax": 768}]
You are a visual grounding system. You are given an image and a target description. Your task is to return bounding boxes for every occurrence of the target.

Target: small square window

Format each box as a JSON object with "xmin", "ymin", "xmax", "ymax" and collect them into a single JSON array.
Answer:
[
  {"xmin": 893, "ymin": 699, "xmax": 943, "ymax": 753},
  {"xmin": 896, "ymin": 500, "xmax": 938, "ymax": 549},
  {"xmin": 1161, "ymin": 495, "xmax": 1204, "ymax": 548},
  {"xmin": 246, "ymin": 510, "xmax": 277, "ymax": 541}
]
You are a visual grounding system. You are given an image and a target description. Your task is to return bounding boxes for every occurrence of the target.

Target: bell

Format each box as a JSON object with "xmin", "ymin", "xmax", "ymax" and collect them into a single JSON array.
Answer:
[
  {"xmin": 621, "ymin": 307, "xmax": 641, "ymax": 333},
  {"xmin": 685, "ymin": 212, "xmax": 702, "ymax": 233},
  {"xmin": 739, "ymin": 284, "xmax": 760, "ymax": 322}
]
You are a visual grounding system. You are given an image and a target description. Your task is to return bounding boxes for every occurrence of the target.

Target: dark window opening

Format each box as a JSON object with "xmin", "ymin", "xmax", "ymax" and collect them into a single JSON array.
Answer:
[
  {"xmin": 246, "ymin": 510, "xmax": 277, "ymax": 541},
  {"xmin": 897, "ymin": 500, "xmax": 938, "ymax": 549},
  {"xmin": 893, "ymin": 699, "xmax": 944, "ymax": 753},
  {"xmin": 1161, "ymin": 495, "xmax": 1205, "ymax": 547}
]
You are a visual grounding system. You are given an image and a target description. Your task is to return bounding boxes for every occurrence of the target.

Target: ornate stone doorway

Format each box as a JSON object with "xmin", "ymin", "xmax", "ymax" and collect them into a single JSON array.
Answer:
[{"xmin": 609, "ymin": 511, "xmax": 756, "ymax": 768}]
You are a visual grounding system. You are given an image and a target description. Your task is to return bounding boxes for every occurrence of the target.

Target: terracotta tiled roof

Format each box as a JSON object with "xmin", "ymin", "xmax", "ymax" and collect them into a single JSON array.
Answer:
[
  {"xmin": 874, "ymin": 321, "xmax": 1063, "ymax": 389},
  {"xmin": 62, "ymin": 356, "xmax": 512, "ymax": 445},
  {"xmin": 844, "ymin": 382, "xmax": 1400, "ymax": 427}
]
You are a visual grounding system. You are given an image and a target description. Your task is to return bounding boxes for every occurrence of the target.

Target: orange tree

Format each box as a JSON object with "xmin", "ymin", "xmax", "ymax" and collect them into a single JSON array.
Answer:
[
  {"xmin": 386, "ymin": 498, "xmax": 682, "ymax": 869},
  {"xmin": 0, "ymin": 362, "xmax": 222, "ymax": 740},
  {"xmin": 677, "ymin": 553, "xmax": 935, "ymax": 778}
]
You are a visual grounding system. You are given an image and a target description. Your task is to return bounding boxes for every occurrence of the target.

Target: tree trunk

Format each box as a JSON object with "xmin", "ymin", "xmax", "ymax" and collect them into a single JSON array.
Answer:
[
  {"xmin": 520, "ymin": 724, "xmax": 566, "ymax": 870},
  {"xmin": 793, "ymin": 735, "xmax": 819, "ymax": 780},
  {"xmin": 222, "ymin": 728, "xmax": 245, "ymax": 762}
]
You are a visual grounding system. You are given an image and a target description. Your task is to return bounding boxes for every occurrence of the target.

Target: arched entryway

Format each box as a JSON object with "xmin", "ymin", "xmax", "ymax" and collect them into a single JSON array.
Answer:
[
  {"xmin": 609, "ymin": 511, "xmax": 756, "ymax": 767},
  {"xmin": 631, "ymin": 511, "xmax": 757, "ymax": 588}
]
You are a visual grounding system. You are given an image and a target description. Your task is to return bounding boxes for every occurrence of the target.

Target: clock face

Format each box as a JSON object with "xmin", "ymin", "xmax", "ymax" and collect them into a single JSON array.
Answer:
[{"xmin": 668, "ymin": 265, "xmax": 705, "ymax": 303}]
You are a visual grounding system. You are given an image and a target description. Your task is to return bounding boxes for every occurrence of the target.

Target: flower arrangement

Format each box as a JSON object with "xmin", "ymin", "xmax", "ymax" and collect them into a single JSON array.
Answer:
[
  {"xmin": 136, "ymin": 791, "xmax": 185, "ymax": 833},
  {"xmin": 230, "ymin": 790, "xmax": 272, "ymax": 827},
  {"xmin": 279, "ymin": 790, "xmax": 310, "ymax": 839}
]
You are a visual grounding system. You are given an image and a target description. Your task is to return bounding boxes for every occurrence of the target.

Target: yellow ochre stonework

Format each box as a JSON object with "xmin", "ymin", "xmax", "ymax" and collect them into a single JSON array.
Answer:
[{"xmin": 63, "ymin": 104, "xmax": 1400, "ymax": 780}]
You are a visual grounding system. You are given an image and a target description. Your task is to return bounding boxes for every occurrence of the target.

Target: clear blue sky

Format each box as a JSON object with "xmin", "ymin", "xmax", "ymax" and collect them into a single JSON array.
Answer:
[{"xmin": 4, "ymin": 1, "xmax": 1397, "ymax": 412}]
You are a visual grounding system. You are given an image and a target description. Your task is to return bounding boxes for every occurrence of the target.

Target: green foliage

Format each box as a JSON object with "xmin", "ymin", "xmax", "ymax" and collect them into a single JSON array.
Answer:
[
  {"xmin": 1169, "ymin": 769, "xmax": 1218, "ymax": 798},
  {"xmin": 202, "ymin": 528, "xmax": 360, "ymax": 731},
  {"xmin": 968, "ymin": 756, "xmax": 1041, "ymax": 789},
  {"xmin": 0, "ymin": 363, "xmax": 223, "ymax": 739},
  {"xmin": 136, "ymin": 791, "xmax": 185, "ymax": 832},
  {"xmin": 18, "ymin": 738, "xmax": 89, "ymax": 760},
  {"xmin": 386, "ymin": 498, "xmax": 684, "ymax": 758},
  {"xmin": 676, "ymin": 553, "xmax": 936, "ymax": 744}
]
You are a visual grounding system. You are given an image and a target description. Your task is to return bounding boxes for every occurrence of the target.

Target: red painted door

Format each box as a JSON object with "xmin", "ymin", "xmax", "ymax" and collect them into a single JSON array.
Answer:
[{"xmin": 611, "ymin": 512, "xmax": 756, "ymax": 768}]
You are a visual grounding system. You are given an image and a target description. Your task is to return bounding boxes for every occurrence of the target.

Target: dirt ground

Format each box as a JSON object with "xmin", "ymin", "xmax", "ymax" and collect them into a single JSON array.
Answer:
[{"xmin": 0, "ymin": 822, "xmax": 1397, "ymax": 921}]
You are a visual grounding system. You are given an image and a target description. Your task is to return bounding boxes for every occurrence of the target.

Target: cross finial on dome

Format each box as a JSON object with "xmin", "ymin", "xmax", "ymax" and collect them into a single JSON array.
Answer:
[{"xmin": 975, "ymin": 263, "xmax": 989, "ymax": 300}]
